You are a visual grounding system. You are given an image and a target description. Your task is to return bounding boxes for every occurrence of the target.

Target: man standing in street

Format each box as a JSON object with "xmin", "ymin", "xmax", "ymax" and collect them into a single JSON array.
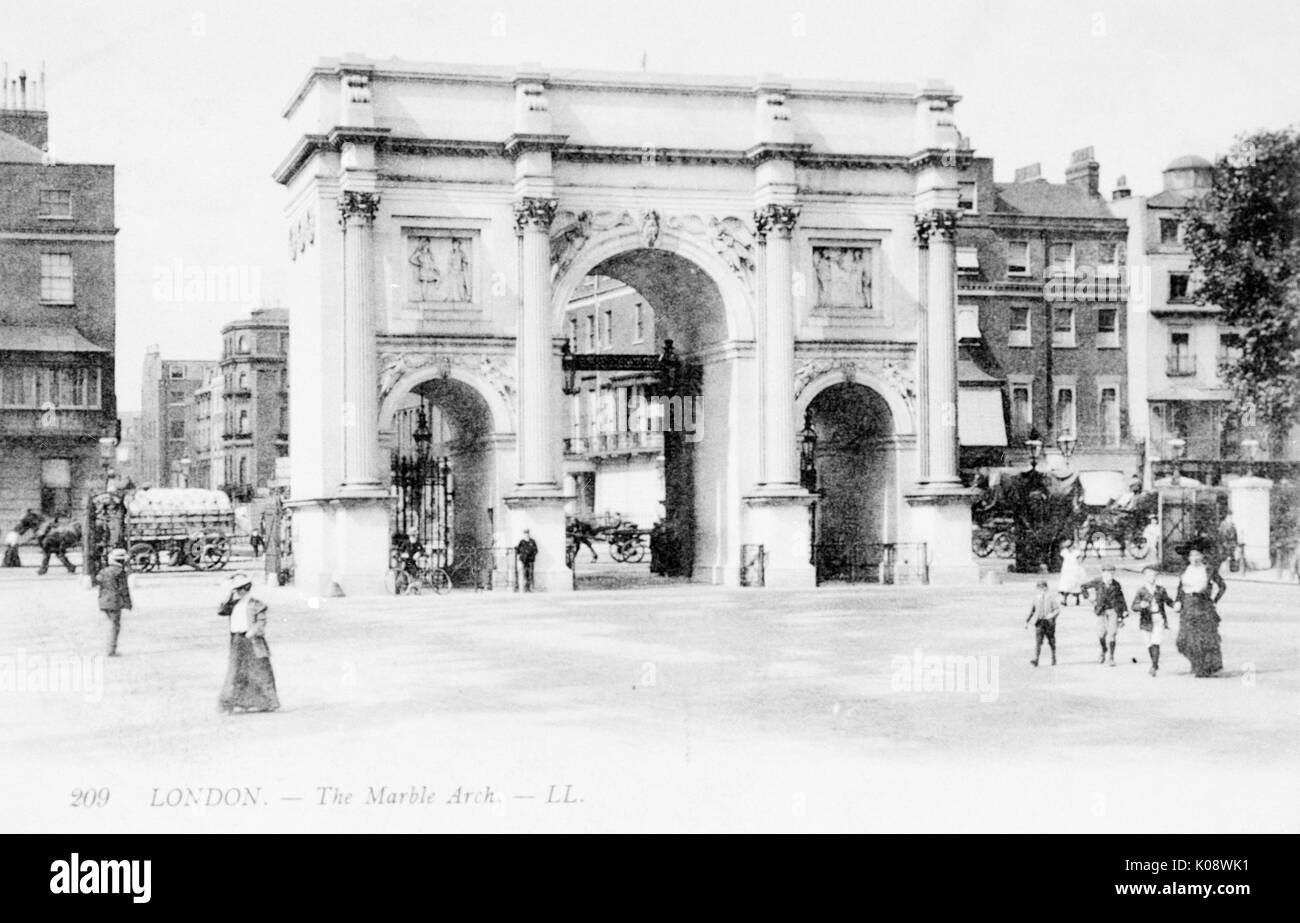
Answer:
[
  {"xmin": 1082, "ymin": 563, "xmax": 1128, "ymax": 666},
  {"xmin": 94, "ymin": 548, "xmax": 132, "ymax": 657},
  {"xmin": 516, "ymin": 529, "xmax": 539, "ymax": 592}
]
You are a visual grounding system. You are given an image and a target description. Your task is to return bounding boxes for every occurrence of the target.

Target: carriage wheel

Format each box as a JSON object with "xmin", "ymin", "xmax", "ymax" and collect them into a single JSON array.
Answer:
[
  {"xmin": 127, "ymin": 543, "xmax": 158, "ymax": 573},
  {"xmin": 608, "ymin": 539, "xmax": 630, "ymax": 563},
  {"xmin": 1128, "ymin": 535, "xmax": 1150, "ymax": 560},
  {"xmin": 1088, "ymin": 531, "xmax": 1109, "ymax": 557},
  {"xmin": 195, "ymin": 538, "xmax": 231, "ymax": 571},
  {"xmin": 621, "ymin": 541, "xmax": 647, "ymax": 564},
  {"xmin": 992, "ymin": 532, "xmax": 1015, "ymax": 559},
  {"xmin": 429, "ymin": 568, "xmax": 452, "ymax": 595},
  {"xmin": 972, "ymin": 532, "xmax": 994, "ymax": 558}
]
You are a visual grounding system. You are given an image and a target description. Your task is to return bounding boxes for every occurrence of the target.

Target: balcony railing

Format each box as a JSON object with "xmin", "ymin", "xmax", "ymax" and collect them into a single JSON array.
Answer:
[
  {"xmin": 222, "ymin": 431, "xmax": 253, "ymax": 441},
  {"xmin": 0, "ymin": 408, "xmax": 109, "ymax": 437},
  {"xmin": 1166, "ymin": 354, "xmax": 1197, "ymax": 377}
]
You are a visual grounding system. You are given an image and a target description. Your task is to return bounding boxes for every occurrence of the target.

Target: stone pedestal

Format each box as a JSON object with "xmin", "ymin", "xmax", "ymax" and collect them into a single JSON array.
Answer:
[
  {"xmin": 505, "ymin": 492, "xmax": 571, "ymax": 592},
  {"xmin": 904, "ymin": 486, "xmax": 980, "ymax": 584},
  {"xmin": 1229, "ymin": 475, "xmax": 1273, "ymax": 570},
  {"xmin": 743, "ymin": 490, "xmax": 816, "ymax": 588},
  {"xmin": 288, "ymin": 497, "xmax": 391, "ymax": 598}
]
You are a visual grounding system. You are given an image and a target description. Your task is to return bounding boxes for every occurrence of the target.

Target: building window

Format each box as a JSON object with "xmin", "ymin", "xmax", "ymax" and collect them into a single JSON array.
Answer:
[
  {"xmin": 1052, "ymin": 306, "xmax": 1076, "ymax": 347},
  {"xmin": 1010, "ymin": 382, "xmax": 1033, "ymax": 440},
  {"xmin": 1055, "ymin": 386, "xmax": 1076, "ymax": 436},
  {"xmin": 958, "ymin": 180, "xmax": 977, "ymax": 213},
  {"xmin": 279, "ymin": 405, "xmax": 288, "ymax": 432},
  {"xmin": 40, "ymin": 253, "xmax": 74, "ymax": 303},
  {"xmin": 169, "ymin": 367, "xmax": 185, "ymax": 379},
  {"xmin": 39, "ymin": 189, "xmax": 72, "ymax": 218},
  {"xmin": 0, "ymin": 366, "xmax": 101, "ymax": 409},
  {"xmin": 238, "ymin": 371, "xmax": 248, "ymax": 391},
  {"xmin": 633, "ymin": 303, "xmax": 645, "ymax": 342},
  {"xmin": 1167, "ymin": 330, "xmax": 1195, "ymax": 376},
  {"xmin": 1009, "ymin": 305, "xmax": 1031, "ymax": 347},
  {"xmin": 238, "ymin": 409, "xmax": 249, "ymax": 434},
  {"xmin": 1099, "ymin": 387, "xmax": 1121, "ymax": 446},
  {"xmin": 956, "ymin": 303, "xmax": 982, "ymax": 341},
  {"xmin": 1048, "ymin": 243, "xmax": 1075, "ymax": 276},
  {"xmin": 1160, "ymin": 218, "xmax": 1181, "ymax": 244},
  {"xmin": 169, "ymin": 420, "xmax": 185, "ymax": 439},
  {"xmin": 1098, "ymin": 242, "xmax": 1121, "ymax": 277},
  {"xmin": 1217, "ymin": 332, "xmax": 1242, "ymax": 379},
  {"xmin": 237, "ymin": 335, "xmax": 250, "ymax": 354},
  {"xmin": 238, "ymin": 457, "xmax": 248, "ymax": 485},
  {"xmin": 1097, "ymin": 308, "xmax": 1119, "ymax": 348},
  {"xmin": 280, "ymin": 369, "xmax": 288, "ymax": 390},
  {"xmin": 956, "ymin": 246, "xmax": 980, "ymax": 274},
  {"xmin": 279, "ymin": 333, "xmax": 288, "ymax": 354},
  {"xmin": 40, "ymin": 459, "xmax": 73, "ymax": 517},
  {"xmin": 1006, "ymin": 241, "xmax": 1030, "ymax": 276},
  {"xmin": 602, "ymin": 309, "xmax": 613, "ymax": 348},
  {"xmin": 585, "ymin": 315, "xmax": 596, "ymax": 352},
  {"xmin": 1168, "ymin": 272, "xmax": 1191, "ymax": 301},
  {"xmin": 568, "ymin": 316, "xmax": 578, "ymax": 348}
]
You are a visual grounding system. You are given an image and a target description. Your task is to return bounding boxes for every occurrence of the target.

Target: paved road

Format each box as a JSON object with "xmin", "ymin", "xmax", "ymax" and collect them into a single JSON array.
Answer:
[{"xmin": 2, "ymin": 565, "xmax": 1296, "ymax": 832}]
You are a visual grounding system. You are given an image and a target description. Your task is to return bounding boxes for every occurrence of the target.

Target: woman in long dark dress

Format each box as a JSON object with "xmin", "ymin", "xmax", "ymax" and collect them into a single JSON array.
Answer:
[
  {"xmin": 218, "ymin": 573, "xmax": 280, "ymax": 713},
  {"xmin": 1174, "ymin": 547, "xmax": 1227, "ymax": 677}
]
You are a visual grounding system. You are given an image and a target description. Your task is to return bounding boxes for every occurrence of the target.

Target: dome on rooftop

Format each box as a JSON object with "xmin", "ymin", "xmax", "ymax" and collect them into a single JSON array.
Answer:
[{"xmin": 1164, "ymin": 154, "xmax": 1212, "ymax": 172}]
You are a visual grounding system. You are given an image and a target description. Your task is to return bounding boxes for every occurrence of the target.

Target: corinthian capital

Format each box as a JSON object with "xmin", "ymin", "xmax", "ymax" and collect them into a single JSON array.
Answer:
[
  {"xmin": 753, "ymin": 203, "xmax": 800, "ymax": 240},
  {"xmin": 921, "ymin": 207, "xmax": 960, "ymax": 242},
  {"xmin": 514, "ymin": 197, "xmax": 559, "ymax": 232},
  {"xmin": 337, "ymin": 190, "xmax": 381, "ymax": 227}
]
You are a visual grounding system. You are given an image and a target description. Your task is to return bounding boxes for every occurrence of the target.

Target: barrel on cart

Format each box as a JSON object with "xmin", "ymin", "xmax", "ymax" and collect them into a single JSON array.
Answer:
[{"xmin": 123, "ymin": 488, "xmax": 235, "ymax": 572}]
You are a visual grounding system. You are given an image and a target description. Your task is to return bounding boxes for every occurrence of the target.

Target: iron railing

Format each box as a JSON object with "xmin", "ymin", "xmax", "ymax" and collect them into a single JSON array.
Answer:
[{"xmin": 813, "ymin": 542, "xmax": 930, "ymax": 585}]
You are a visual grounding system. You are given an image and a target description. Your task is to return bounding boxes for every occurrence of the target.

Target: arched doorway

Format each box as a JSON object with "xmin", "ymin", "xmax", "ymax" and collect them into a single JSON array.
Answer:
[
  {"xmin": 385, "ymin": 377, "xmax": 497, "ymax": 574},
  {"xmin": 556, "ymin": 242, "xmax": 747, "ymax": 584},
  {"xmin": 806, "ymin": 382, "xmax": 898, "ymax": 581}
]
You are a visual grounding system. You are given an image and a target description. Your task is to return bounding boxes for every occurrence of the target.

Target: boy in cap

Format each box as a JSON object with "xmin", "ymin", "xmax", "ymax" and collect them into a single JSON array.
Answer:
[
  {"xmin": 1024, "ymin": 579, "xmax": 1060, "ymax": 666},
  {"xmin": 1130, "ymin": 565, "xmax": 1173, "ymax": 677},
  {"xmin": 94, "ymin": 548, "xmax": 133, "ymax": 656}
]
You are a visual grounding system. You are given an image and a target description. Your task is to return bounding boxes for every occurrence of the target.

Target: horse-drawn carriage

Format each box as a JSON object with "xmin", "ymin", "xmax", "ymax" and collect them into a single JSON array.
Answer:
[
  {"xmin": 566, "ymin": 514, "xmax": 647, "ymax": 566},
  {"xmin": 112, "ymin": 488, "xmax": 235, "ymax": 573}
]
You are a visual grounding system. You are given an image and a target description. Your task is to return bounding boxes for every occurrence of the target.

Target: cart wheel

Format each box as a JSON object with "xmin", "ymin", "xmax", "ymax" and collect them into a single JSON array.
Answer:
[
  {"xmin": 622, "ymin": 542, "xmax": 647, "ymax": 564},
  {"xmin": 195, "ymin": 538, "xmax": 230, "ymax": 571},
  {"xmin": 127, "ymin": 543, "xmax": 158, "ymax": 573},
  {"xmin": 386, "ymin": 569, "xmax": 410, "ymax": 595},
  {"xmin": 992, "ymin": 532, "xmax": 1015, "ymax": 559},
  {"xmin": 1128, "ymin": 536, "xmax": 1150, "ymax": 560},
  {"xmin": 429, "ymin": 568, "xmax": 452, "ymax": 595}
]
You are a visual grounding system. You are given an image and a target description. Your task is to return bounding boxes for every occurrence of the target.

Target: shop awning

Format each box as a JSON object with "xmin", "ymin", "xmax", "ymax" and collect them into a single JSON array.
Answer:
[
  {"xmin": 0, "ymin": 326, "xmax": 108, "ymax": 353},
  {"xmin": 957, "ymin": 246, "xmax": 980, "ymax": 271},
  {"xmin": 1147, "ymin": 387, "xmax": 1231, "ymax": 402},
  {"xmin": 1078, "ymin": 469, "xmax": 1127, "ymax": 506},
  {"xmin": 958, "ymin": 386, "xmax": 1008, "ymax": 447},
  {"xmin": 958, "ymin": 358, "xmax": 1002, "ymax": 384}
]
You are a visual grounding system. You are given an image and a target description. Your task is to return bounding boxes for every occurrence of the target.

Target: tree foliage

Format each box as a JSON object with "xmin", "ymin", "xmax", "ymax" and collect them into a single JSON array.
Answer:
[{"xmin": 1182, "ymin": 128, "xmax": 1300, "ymax": 450}]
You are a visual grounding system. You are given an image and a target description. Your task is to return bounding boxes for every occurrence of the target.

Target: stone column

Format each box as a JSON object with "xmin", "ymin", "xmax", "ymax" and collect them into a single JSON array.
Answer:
[
  {"xmin": 914, "ymin": 216, "xmax": 931, "ymax": 482},
  {"xmin": 513, "ymin": 195, "xmax": 558, "ymax": 490},
  {"xmin": 923, "ymin": 207, "xmax": 961, "ymax": 486},
  {"xmin": 755, "ymin": 203, "xmax": 801, "ymax": 486},
  {"xmin": 338, "ymin": 190, "xmax": 383, "ymax": 495}
]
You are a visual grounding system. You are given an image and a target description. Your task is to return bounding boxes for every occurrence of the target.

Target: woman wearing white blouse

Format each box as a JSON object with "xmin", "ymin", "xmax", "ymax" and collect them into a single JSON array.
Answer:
[
  {"xmin": 1174, "ymin": 546, "xmax": 1227, "ymax": 677},
  {"xmin": 217, "ymin": 573, "xmax": 280, "ymax": 713}
]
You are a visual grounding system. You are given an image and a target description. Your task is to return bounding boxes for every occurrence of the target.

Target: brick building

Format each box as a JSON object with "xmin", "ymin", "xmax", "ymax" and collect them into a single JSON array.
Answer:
[
  {"xmin": 188, "ymin": 365, "xmax": 224, "ymax": 490},
  {"xmin": 0, "ymin": 67, "xmax": 119, "ymax": 531},
  {"xmin": 561, "ymin": 276, "xmax": 661, "ymax": 527},
  {"xmin": 138, "ymin": 346, "xmax": 216, "ymax": 487},
  {"xmin": 955, "ymin": 147, "xmax": 1137, "ymax": 485},
  {"xmin": 218, "ymin": 307, "xmax": 288, "ymax": 500}
]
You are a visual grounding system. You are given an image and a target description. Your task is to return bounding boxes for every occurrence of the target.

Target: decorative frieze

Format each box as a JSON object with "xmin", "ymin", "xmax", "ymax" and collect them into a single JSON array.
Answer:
[
  {"xmin": 793, "ymin": 355, "xmax": 916, "ymax": 410},
  {"xmin": 378, "ymin": 351, "xmax": 516, "ymax": 419}
]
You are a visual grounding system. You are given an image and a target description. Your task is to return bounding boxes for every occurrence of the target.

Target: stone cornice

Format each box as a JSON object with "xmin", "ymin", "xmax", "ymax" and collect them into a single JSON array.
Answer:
[
  {"xmin": 275, "ymin": 131, "xmax": 927, "ymax": 185},
  {"xmin": 909, "ymin": 147, "xmax": 975, "ymax": 170},
  {"xmin": 503, "ymin": 132, "xmax": 570, "ymax": 158},
  {"xmin": 978, "ymin": 214, "xmax": 1128, "ymax": 233}
]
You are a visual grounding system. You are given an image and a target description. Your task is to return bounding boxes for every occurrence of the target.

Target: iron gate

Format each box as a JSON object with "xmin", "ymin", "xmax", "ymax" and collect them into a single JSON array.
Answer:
[
  {"xmin": 390, "ymin": 403, "xmax": 454, "ymax": 561},
  {"xmin": 813, "ymin": 542, "xmax": 930, "ymax": 585},
  {"xmin": 1156, "ymin": 486, "xmax": 1228, "ymax": 570}
]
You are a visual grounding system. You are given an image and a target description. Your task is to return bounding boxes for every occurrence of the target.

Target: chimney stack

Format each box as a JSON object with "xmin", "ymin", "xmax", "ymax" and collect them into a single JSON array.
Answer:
[
  {"xmin": 1112, "ymin": 174, "xmax": 1131, "ymax": 200},
  {"xmin": 1013, "ymin": 163, "xmax": 1042, "ymax": 184},
  {"xmin": 1066, "ymin": 146, "xmax": 1101, "ymax": 197}
]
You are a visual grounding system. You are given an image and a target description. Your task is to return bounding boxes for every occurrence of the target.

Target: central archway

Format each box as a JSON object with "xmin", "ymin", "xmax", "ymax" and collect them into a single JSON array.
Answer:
[{"xmin": 553, "ymin": 234, "xmax": 755, "ymax": 584}]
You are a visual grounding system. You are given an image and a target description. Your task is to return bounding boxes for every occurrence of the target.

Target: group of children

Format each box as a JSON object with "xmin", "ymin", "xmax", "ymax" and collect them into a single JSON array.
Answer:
[{"xmin": 1024, "ymin": 564, "xmax": 1173, "ymax": 676}]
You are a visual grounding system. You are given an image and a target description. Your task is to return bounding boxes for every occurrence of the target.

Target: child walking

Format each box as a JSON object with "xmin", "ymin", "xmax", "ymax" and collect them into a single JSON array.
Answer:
[
  {"xmin": 93, "ymin": 548, "xmax": 132, "ymax": 656},
  {"xmin": 1025, "ymin": 579, "xmax": 1061, "ymax": 666},
  {"xmin": 1130, "ymin": 565, "xmax": 1173, "ymax": 677}
]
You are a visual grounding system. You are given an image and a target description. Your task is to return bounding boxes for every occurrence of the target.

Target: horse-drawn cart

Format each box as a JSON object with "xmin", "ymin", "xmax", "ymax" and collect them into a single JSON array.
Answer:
[{"xmin": 120, "ymin": 489, "xmax": 235, "ymax": 572}]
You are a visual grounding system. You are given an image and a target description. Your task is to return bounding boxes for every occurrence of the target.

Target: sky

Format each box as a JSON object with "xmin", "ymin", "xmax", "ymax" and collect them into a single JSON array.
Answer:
[{"xmin": 4, "ymin": 0, "xmax": 1298, "ymax": 410}]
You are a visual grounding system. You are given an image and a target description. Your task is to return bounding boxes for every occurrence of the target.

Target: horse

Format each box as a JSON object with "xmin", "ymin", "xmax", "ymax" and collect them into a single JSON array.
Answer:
[
  {"xmin": 15, "ymin": 510, "xmax": 83, "ymax": 575},
  {"xmin": 567, "ymin": 519, "xmax": 600, "ymax": 562}
]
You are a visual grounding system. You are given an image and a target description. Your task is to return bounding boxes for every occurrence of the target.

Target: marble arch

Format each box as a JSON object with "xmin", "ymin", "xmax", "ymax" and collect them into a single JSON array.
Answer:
[{"xmin": 276, "ymin": 57, "xmax": 980, "ymax": 595}]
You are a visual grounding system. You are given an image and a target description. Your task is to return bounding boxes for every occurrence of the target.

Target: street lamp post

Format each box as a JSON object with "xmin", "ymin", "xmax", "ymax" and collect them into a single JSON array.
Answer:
[
  {"xmin": 1168, "ymin": 437, "xmax": 1187, "ymax": 486},
  {"xmin": 97, "ymin": 436, "xmax": 118, "ymax": 490},
  {"xmin": 179, "ymin": 457, "xmax": 192, "ymax": 489},
  {"xmin": 1056, "ymin": 431, "xmax": 1077, "ymax": 471},
  {"xmin": 1025, "ymin": 428, "xmax": 1044, "ymax": 470}
]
